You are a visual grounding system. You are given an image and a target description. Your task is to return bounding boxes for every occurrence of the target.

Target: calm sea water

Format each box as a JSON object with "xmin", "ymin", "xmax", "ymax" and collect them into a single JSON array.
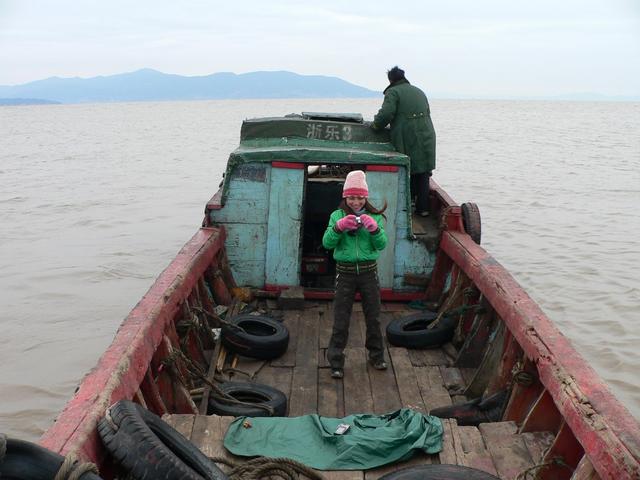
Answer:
[{"xmin": 1, "ymin": 98, "xmax": 639, "ymax": 440}]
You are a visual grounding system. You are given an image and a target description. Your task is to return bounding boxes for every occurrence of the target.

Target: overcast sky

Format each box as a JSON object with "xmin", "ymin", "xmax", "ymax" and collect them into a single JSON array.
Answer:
[{"xmin": 1, "ymin": 0, "xmax": 639, "ymax": 97}]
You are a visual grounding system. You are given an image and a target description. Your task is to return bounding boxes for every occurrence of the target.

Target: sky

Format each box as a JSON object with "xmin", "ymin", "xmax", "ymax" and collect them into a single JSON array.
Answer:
[{"xmin": 1, "ymin": 0, "xmax": 639, "ymax": 98}]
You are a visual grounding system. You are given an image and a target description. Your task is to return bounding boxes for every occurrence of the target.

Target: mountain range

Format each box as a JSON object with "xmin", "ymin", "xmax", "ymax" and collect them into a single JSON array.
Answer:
[
  {"xmin": 2, "ymin": 69, "xmax": 637, "ymax": 105},
  {"xmin": 0, "ymin": 69, "xmax": 379, "ymax": 105}
]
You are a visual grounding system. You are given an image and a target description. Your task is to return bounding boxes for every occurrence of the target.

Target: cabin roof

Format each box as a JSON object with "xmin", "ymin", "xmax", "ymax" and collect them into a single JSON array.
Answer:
[
  {"xmin": 233, "ymin": 114, "xmax": 410, "ymax": 168},
  {"xmin": 229, "ymin": 142, "xmax": 409, "ymax": 167}
]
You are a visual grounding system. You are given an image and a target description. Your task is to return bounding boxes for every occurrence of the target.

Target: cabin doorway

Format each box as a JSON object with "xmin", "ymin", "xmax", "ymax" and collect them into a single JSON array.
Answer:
[{"xmin": 300, "ymin": 165, "xmax": 348, "ymax": 288}]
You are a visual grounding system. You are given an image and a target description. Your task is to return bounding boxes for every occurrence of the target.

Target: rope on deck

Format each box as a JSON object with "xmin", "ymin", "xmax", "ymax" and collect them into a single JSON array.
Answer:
[
  {"xmin": 53, "ymin": 453, "xmax": 100, "ymax": 480},
  {"xmin": 210, "ymin": 455, "xmax": 326, "ymax": 480}
]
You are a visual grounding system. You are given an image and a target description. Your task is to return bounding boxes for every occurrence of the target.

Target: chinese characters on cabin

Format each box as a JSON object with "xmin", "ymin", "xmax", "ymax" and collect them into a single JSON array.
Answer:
[{"xmin": 306, "ymin": 123, "xmax": 353, "ymax": 141}]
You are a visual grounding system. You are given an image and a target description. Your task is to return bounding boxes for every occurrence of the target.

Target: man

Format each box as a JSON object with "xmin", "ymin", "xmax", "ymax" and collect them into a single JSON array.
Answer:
[{"xmin": 371, "ymin": 66, "xmax": 436, "ymax": 216}]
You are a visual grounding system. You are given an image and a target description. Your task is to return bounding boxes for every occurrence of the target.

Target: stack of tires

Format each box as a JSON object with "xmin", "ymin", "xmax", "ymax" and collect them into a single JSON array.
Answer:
[{"xmin": 212, "ymin": 314, "xmax": 290, "ymax": 417}]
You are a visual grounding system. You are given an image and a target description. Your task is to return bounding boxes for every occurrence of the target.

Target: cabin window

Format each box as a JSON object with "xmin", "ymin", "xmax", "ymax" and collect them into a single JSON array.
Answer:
[{"xmin": 301, "ymin": 164, "xmax": 364, "ymax": 288}]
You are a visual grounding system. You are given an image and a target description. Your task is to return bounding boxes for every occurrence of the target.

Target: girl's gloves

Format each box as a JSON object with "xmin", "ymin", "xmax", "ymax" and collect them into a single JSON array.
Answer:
[
  {"xmin": 335, "ymin": 214, "xmax": 379, "ymax": 233},
  {"xmin": 335, "ymin": 215, "xmax": 358, "ymax": 232},
  {"xmin": 359, "ymin": 214, "xmax": 378, "ymax": 233}
]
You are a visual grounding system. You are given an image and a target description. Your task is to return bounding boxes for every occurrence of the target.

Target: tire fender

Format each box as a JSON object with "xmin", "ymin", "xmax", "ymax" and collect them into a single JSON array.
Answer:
[
  {"xmin": 461, "ymin": 202, "xmax": 481, "ymax": 245},
  {"xmin": 98, "ymin": 400, "xmax": 227, "ymax": 480},
  {"xmin": 208, "ymin": 381, "xmax": 288, "ymax": 417},
  {"xmin": 386, "ymin": 311, "xmax": 456, "ymax": 349},
  {"xmin": 221, "ymin": 314, "xmax": 289, "ymax": 360}
]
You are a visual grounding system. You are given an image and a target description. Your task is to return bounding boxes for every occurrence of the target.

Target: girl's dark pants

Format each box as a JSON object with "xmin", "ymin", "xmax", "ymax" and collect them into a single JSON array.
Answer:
[{"xmin": 328, "ymin": 265, "xmax": 385, "ymax": 369}]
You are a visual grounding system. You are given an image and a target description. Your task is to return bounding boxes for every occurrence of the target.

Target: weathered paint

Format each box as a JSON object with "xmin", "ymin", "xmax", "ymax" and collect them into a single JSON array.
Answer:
[
  {"xmin": 540, "ymin": 421, "xmax": 584, "ymax": 479},
  {"xmin": 368, "ymin": 165, "xmax": 399, "ymax": 172},
  {"xmin": 39, "ymin": 227, "xmax": 226, "ymax": 462},
  {"xmin": 211, "ymin": 165, "xmax": 269, "ymax": 223},
  {"xmin": 224, "ymin": 223, "xmax": 267, "ymax": 287},
  {"xmin": 394, "ymin": 240, "xmax": 434, "ymax": 289},
  {"xmin": 503, "ymin": 358, "xmax": 545, "ymax": 424},
  {"xmin": 140, "ymin": 370, "xmax": 167, "ymax": 415},
  {"xmin": 265, "ymin": 164, "xmax": 304, "ymax": 286},
  {"xmin": 520, "ymin": 390, "xmax": 563, "ymax": 434},
  {"xmin": 393, "ymin": 167, "xmax": 434, "ymax": 289},
  {"xmin": 217, "ymin": 159, "xmax": 434, "ymax": 292},
  {"xmin": 210, "ymin": 163, "xmax": 270, "ymax": 287},
  {"xmin": 272, "ymin": 161, "xmax": 304, "ymax": 169},
  {"xmin": 365, "ymin": 167, "xmax": 399, "ymax": 288},
  {"xmin": 241, "ymin": 116, "xmax": 391, "ymax": 144},
  {"xmin": 439, "ymin": 229, "xmax": 640, "ymax": 479}
]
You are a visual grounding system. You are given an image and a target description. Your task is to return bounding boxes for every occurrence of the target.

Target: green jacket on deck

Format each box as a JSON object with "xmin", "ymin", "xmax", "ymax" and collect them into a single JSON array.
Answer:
[
  {"xmin": 371, "ymin": 78, "xmax": 436, "ymax": 174},
  {"xmin": 322, "ymin": 209, "xmax": 387, "ymax": 263}
]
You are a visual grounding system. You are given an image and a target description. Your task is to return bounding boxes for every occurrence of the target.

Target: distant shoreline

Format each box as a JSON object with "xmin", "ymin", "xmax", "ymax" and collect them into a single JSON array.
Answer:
[
  {"xmin": 2, "ymin": 69, "xmax": 637, "ymax": 104},
  {"xmin": 2, "ymin": 97, "xmax": 638, "ymax": 107},
  {"xmin": 0, "ymin": 98, "xmax": 61, "ymax": 106}
]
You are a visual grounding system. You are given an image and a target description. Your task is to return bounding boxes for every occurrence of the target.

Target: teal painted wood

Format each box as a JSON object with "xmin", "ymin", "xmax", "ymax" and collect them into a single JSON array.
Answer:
[
  {"xmin": 265, "ymin": 166, "xmax": 304, "ymax": 286},
  {"xmin": 393, "ymin": 239, "xmax": 434, "ymax": 289},
  {"xmin": 393, "ymin": 168, "xmax": 435, "ymax": 289},
  {"xmin": 225, "ymin": 224, "xmax": 268, "ymax": 287},
  {"xmin": 394, "ymin": 167, "xmax": 411, "ymax": 234},
  {"xmin": 209, "ymin": 163, "xmax": 271, "ymax": 286},
  {"xmin": 366, "ymin": 170, "xmax": 399, "ymax": 288},
  {"xmin": 210, "ymin": 164, "xmax": 270, "ymax": 224}
]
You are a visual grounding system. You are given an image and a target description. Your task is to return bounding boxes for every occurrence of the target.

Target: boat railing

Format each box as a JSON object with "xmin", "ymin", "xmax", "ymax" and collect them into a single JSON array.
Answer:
[
  {"xmin": 427, "ymin": 194, "xmax": 640, "ymax": 479},
  {"xmin": 39, "ymin": 226, "xmax": 235, "ymax": 466}
]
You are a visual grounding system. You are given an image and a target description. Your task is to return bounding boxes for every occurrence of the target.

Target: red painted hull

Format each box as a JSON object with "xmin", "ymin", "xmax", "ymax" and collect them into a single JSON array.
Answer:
[{"xmin": 39, "ymin": 180, "xmax": 639, "ymax": 480}]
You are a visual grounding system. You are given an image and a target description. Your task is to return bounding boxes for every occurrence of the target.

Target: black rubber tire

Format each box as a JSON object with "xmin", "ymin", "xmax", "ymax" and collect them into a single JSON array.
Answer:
[
  {"xmin": 98, "ymin": 400, "xmax": 227, "ymax": 480},
  {"xmin": 207, "ymin": 381, "xmax": 288, "ymax": 417},
  {"xmin": 461, "ymin": 202, "xmax": 481, "ymax": 245},
  {"xmin": 386, "ymin": 311, "xmax": 457, "ymax": 349},
  {"xmin": 221, "ymin": 314, "xmax": 289, "ymax": 359},
  {"xmin": 378, "ymin": 464, "xmax": 500, "ymax": 480},
  {"xmin": 0, "ymin": 438, "xmax": 103, "ymax": 479}
]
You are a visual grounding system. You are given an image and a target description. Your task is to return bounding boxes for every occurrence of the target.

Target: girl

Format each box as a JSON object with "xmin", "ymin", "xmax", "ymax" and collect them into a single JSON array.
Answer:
[{"xmin": 322, "ymin": 170, "xmax": 388, "ymax": 379}]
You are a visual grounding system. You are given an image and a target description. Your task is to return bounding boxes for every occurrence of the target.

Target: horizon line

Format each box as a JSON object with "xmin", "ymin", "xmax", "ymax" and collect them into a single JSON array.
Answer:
[{"xmin": 1, "ymin": 68, "xmax": 638, "ymax": 101}]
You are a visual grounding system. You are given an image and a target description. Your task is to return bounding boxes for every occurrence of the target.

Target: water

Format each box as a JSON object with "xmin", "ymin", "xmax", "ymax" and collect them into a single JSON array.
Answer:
[{"xmin": 1, "ymin": 98, "xmax": 639, "ymax": 440}]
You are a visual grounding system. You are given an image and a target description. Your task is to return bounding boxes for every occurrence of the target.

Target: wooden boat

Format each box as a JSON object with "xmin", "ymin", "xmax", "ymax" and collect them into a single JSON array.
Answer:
[{"xmin": 38, "ymin": 112, "xmax": 639, "ymax": 479}]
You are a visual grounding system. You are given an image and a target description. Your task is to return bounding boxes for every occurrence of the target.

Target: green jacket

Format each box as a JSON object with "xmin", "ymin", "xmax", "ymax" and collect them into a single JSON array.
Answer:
[
  {"xmin": 372, "ymin": 78, "xmax": 436, "ymax": 174},
  {"xmin": 322, "ymin": 209, "xmax": 387, "ymax": 263}
]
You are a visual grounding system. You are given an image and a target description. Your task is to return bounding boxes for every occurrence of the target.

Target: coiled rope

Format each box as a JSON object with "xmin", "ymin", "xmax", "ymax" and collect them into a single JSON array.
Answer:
[
  {"xmin": 53, "ymin": 453, "xmax": 99, "ymax": 480},
  {"xmin": 210, "ymin": 455, "xmax": 325, "ymax": 480}
]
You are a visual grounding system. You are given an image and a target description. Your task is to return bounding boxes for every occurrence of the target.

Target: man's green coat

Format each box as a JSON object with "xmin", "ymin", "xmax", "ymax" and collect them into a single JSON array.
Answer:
[{"xmin": 372, "ymin": 78, "xmax": 436, "ymax": 174}]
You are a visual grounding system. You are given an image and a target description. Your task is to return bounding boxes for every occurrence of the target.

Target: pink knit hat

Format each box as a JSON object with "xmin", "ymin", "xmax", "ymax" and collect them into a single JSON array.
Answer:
[{"xmin": 342, "ymin": 170, "xmax": 369, "ymax": 198}]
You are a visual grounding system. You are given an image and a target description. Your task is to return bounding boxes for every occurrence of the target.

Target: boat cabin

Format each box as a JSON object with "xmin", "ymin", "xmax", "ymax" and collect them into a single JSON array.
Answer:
[{"xmin": 205, "ymin": 112, "xmax": 439, "ymax": 299}]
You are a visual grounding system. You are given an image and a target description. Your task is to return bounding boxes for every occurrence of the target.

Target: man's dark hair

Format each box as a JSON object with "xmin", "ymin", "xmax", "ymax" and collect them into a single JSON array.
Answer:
[{"xmin": 387, "ymin": 66, "xmax": 405, "ymax": 83}]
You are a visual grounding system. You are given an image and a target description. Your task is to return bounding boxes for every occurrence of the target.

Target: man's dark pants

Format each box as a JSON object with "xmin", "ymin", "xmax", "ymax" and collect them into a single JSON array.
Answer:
[
  {"xmin": 411, "ymin": 171, "xmax": 432, "ymax": 214},
  {"xmin": 327, "ymin": 269, "xmax": 385, "ymax": 369}
]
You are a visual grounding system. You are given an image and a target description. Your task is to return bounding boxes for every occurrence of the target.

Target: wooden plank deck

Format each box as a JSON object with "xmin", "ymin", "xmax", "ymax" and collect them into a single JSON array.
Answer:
[{"xmin": 164, "ymin": 300, "xmax": 549, "ymax": 480}]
